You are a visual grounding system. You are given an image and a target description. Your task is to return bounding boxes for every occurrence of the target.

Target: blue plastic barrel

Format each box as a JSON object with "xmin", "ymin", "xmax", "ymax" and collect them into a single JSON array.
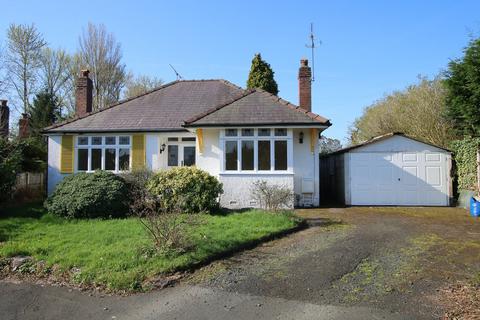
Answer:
[{"xmin": 470, "ymin": 197, "xmax": 480, "ymax": 217}]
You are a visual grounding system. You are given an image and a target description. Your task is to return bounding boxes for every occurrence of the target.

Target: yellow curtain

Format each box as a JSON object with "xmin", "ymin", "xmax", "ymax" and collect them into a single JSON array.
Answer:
[
  {"xmin": 60, "ymin": 135, "xmax": 74, "ymax": 173},
  {"xmin": 197, "ymin": 128, "xmax": 204, "ymax": 154},
  {"xmin": 131, "ymin": 134, "xmax": 146, "ymax": 170}
]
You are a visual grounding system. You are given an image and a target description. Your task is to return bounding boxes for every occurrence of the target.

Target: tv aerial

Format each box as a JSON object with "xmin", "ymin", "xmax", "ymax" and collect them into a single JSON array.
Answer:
[
  {"xmin": 305, "ymin": 23, "xmax": 321, "ymax": 82},
  {"xmin": 169, "ymin": 64, "xmax": 183, "ymax": 80}
]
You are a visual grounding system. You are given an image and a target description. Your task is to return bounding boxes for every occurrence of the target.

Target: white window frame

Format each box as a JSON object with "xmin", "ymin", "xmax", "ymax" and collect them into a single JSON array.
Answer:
[
  {"xmin": 74, "ymin": 135, "xmax": 132, "ymax": 173},
  {"xmin": 219, "ymin": 128, "xmax": 293, "ymax": 174}
]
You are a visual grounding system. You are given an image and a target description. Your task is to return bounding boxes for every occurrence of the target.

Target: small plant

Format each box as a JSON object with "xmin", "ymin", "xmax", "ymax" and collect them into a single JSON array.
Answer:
[
  {"xmin": 129, "ymin": 177, "xmax": 198, "ymax": 252},
  {"xmin": 251, "ymin": 180, "xmax": 294, "ymax": 212},
  {"xmin": 147, "ymin": 167, "xmax": 223, "ymax": 214},
  {"xmin": 44, "ymin": 171, "xmax": 129, "ymax": 218}
]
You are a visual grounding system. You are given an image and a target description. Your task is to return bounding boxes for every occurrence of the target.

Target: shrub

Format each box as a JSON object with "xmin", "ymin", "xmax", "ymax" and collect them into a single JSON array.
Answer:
[
  {"xmin": 45, "ymin": 171, "xmax": 129, "ymax": 218},
  {"xmin": 251, "ymin": 180, "xmax": 294, "ymax": 212},
  {"xmin": 0, "ymin": 138, "xmax": 22, "ymax": 203},
  {"xmin": 147, "ymin": 167, "xmax": 223, "ymax": 214}
]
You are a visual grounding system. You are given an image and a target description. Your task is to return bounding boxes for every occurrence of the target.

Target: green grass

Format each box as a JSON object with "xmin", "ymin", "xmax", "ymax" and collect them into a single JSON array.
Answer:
[{"xmin": 0, "ymin": 204, "xmax": 300, "ymax": 291}]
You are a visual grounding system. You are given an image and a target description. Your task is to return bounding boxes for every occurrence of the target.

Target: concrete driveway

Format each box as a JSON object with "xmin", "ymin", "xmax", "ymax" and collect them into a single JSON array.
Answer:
[{"xmin": 1, "ymin": 207, "xmax": 479, "ymax": 319}]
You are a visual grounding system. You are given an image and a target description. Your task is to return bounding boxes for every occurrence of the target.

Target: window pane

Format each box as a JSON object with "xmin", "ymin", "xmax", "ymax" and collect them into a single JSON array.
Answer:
[
  {"xmin": 225, "ymin": 129, "xmax": 237, "ymax": 137},
  {"xmin": 258, "ymin": 129, "xmax": 271, "ymax": 136},
  {"xmin": 275, "ymin": 128, "xmax": 287, "ymax": 136},
  {"xmin": 181, "ymin": 137, "xmax": 196, "ymax": 142},
  {"xmin": 78, "ymin": 137, "xmax": 88, "ymax": 145},
  {"xmin": 241, "ymin": 128, "xmax": 253, "ymax": 136},
  {"xmin": 168, "ymin": 145, "xmax": 178, "ymax": 166},
  {"xmin": 119, "ymin": 136, "xmax": 130, "ymax": 145},
  {"xmin": 91, "ymin": 149, "xmax": 102, "ymax": 170},
  {"xmin": 241, "ymin": 141, "xmax": 254, "ymax": 170},
  {"xmin": 92, "ymin": 136, "xmax": 102, "ymax": 145},
  {"xmin": 105, "ymin": 148, "xmax": 116, "ymax": 170},
  {"xmin": 274, "ymin": 141, "xmax": 287, "ymax": 170},
  {"xmin": 167, "ymin": 137, "xmax": 178, "ymax": 142},
  {"xmin": 225, "ymin": 141, "xmax": 238, "ymax": 170},
  {"xmin": 119, "ymin": 148, "xmax": 130, "ymax": 170},
  {"xmin": 258, "ymin": 140, "xmax": 271, "ymax": 170},
  {"xmin": 183, "ymin": 146, "xmax": 196, "ymax": 166},
  {"xmin": 77, "ymin": 149, "xmax": 88, "ymax": 171},
  {"xmin": 105, "ymin": 136, "xmax": 116, "ymax": 145}
]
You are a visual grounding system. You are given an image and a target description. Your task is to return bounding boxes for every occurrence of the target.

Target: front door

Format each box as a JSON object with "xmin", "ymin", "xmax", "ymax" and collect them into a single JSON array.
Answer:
[{"xmin": 167, "ymin": 143, "xmax": 196, "ymax": 167}]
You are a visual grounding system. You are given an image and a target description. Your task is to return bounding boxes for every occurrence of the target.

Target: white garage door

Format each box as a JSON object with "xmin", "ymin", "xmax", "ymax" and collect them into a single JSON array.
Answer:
[{"xmin": 350, "ymin": 152, "xmax": 448, "ymax": 206}]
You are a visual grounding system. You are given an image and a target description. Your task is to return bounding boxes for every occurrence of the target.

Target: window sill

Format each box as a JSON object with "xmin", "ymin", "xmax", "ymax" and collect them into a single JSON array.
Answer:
[{"xmin": 219, "ymin": 171, "xmax": 294, "ymax": 176}]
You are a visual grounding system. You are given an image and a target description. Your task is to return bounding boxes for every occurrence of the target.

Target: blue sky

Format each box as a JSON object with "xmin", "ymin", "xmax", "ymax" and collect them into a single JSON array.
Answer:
[{"xmin": 1, "ymin": 0, "xmax": 479, "ymax": 143}]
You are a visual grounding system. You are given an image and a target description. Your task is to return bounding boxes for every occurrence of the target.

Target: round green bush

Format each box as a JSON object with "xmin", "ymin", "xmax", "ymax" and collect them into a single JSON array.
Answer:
[
  {"xmin": 147, "ymin": 167, "xmax": 223, "ymax": 213},
  {"xmin": 45, "ymin": 171, "xmax": 129, "ymax": 218}
]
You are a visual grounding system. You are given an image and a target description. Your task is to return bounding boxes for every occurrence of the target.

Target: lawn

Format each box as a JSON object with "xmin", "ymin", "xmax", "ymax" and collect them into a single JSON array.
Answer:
[{"xmin": 0, "ymin": 204, "xmax": 300, "ymax": 291}]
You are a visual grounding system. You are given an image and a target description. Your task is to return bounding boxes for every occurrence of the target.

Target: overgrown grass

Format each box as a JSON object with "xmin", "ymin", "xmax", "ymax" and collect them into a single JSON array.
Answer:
[{"xmin": 0, "ymin": 204, "xmax": 300, "ymax": 291}]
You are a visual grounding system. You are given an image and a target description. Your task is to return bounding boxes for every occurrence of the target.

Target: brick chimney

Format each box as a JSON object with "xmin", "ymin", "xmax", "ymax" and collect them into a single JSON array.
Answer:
[
  {"xmin": 76, "ymin": 69, "xmax": 93, "ymax": 117},
  {"xmin": 298, "ymin": 59, "xmax": 312, "ymax": 112},
  {"xmin": 18, "ymin": 113, "xmax": 30, "ymax": 139},
  {"xmin": 0, "ymin": 100, "xmax": 9, "ymax": 138}
]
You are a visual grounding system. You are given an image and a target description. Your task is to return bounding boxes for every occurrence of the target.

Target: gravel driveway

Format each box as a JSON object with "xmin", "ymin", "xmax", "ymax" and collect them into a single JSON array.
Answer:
[{"xmin": 187, "ymin": 207, "xmax": 480, "ymax": 319}]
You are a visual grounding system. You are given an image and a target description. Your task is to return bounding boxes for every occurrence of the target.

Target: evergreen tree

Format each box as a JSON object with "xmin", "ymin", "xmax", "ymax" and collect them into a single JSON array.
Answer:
[
  {"xmin": 445, "ymin": 37, "xmax": 480, "ymax": 137},
  {"xmin": 246, "ymin": 53, "xmax": 279, "ymax": 95},
  {"xmin": 29, "ymin": 90, "xmax": 61, "ymax": 137}
]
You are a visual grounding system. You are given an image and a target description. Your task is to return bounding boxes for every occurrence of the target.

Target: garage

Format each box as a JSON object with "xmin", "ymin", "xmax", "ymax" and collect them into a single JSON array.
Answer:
[{"xmin": 320, "ymin": 133, "xmax": 453, "ymax": 206}]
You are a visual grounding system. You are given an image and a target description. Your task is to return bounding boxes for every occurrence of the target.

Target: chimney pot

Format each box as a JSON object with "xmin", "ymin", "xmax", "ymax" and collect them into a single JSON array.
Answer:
[
  {"xmin": 298, "ymin": 59, "xmax": 312, "ymax": 112},
  {"xmin": 76, "ymin": 70, "xmax": 93, "ymax": 117}
]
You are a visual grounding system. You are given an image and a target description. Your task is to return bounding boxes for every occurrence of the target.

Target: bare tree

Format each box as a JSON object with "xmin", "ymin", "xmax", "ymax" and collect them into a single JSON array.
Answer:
[
  {"xmin": 123, "ymin": 74, "xmax": 163, "ymax": 99},
  {"xmin": 6, "ymin": 23, "xmax": 47, "ymax": 113},
  {"xmin": 0, "ymin": 45, "xmax": 8, "ymax": 96},
  {"xmin": 38, "ymin": 48, "xmax": 72, "ymax": 116},
  {"xmin": 78, "ymin": 23, "xmax": 127, "ymax": 110}
]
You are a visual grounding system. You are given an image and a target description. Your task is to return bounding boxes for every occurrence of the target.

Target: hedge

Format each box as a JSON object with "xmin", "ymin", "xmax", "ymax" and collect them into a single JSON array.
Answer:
[{"xmin": 450, "ymin": 137, "xmax": 480, "ymax": 191}]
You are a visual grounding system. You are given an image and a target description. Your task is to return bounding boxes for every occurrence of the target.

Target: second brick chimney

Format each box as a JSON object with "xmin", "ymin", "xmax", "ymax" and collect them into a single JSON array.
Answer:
[
  {"xmin": 0, "ymin": 100, "xmax": 9, "ymax": 138},
  {"xmin": 298, "ymin": 59, "xmax": 312, "ymax": 112},
  {"xmin": 76, "ymin": 69, "xmax": 93, "ymax": 117},
  {"xmin": 18, "ymin": 113, "xmax": 30, "ymax": 139}
]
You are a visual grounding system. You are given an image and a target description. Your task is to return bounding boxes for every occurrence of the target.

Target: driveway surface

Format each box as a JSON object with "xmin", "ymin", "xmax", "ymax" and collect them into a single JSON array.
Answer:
[{"xmin": 1, "ymin": 207, "xmax": 479, "ymax": 319}]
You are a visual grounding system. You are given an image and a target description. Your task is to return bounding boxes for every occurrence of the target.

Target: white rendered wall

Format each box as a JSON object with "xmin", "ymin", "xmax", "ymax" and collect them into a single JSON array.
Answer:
[
  {"xmin": 47, "ymin": 135, "xmax": 69, "ymax": 195},
  {"xmin": 219, "ymin": 174, "xmax": 294, "ymax": 209},
  {"xmin": 292, "ymin": 129, "xmax": 320, "ymax": 206},
  {"xmin": 146, "ymin": 134, "xmax": 160, "ymax": 171},
  {"xmin": 195, "ymin": 129, "xmax": 221, "ymax": 177}
]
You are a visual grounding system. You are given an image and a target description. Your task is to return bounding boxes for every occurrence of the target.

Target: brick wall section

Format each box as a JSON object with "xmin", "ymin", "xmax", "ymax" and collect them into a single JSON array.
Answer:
[
  {"xmin": 298, "ymin": 59, "xmax": 312, "ymax": 112},
  {"xmin": 75, "ymin": 70, "xmax": 93, "ymax": 117},
  {"xmin": 0, "ymin": 100, "xmax": 9, "ymax": 137}
]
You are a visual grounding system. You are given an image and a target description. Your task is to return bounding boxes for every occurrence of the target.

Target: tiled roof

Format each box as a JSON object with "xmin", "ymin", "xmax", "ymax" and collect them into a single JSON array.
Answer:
[
  {"xmin": 44, "ymin": 80, "xmax": 331, "ymax": 133},
  {"xmin": 184, "ymin": 88, "xmax": 331, "ymax": 127}
]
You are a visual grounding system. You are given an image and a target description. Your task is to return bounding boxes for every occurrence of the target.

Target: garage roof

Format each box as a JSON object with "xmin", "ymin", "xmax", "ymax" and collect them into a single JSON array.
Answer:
[{"xmin": 327, "ymin": 132, "xmax": 451, "ymax": 156}]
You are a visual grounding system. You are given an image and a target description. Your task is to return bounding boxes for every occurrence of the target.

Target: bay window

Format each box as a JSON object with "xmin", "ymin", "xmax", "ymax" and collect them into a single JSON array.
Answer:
[
  {"xmin": 223, "ymin": 128, "xmax": 291, "ymax": 172},
  {"xmin": 76, "ymin": 135, "xmax": 131, "ymax": 172}
]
